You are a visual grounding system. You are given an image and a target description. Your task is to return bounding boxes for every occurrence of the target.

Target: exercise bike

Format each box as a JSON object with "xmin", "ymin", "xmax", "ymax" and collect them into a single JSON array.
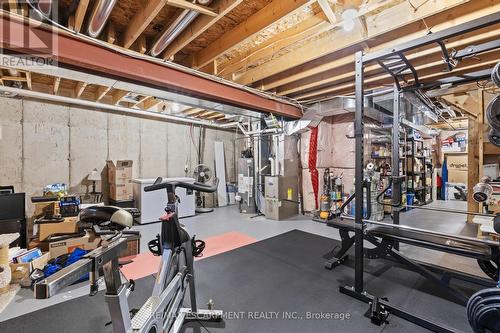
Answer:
[{"xmin": 35, "ymin": 178, "xmax": 223, "ymax": 333}]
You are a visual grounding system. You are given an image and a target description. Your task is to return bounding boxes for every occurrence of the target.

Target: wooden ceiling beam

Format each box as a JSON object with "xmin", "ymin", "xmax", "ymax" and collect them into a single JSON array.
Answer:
[
  {"xmin": 317, "ymin": 0, "xmax": 336, "ymax": 25},
  {"xmin": 112, "ymin": 90, "xmax": 129, "ymax": 105},
  {"xmin": 123, "ymin": 0, "xmax": 169, "ymax": 49},
  {"xmin": 261, "ymin": 1, "xmax": 500, "ymax": 91},
  {"xmin": 142, "ymin": 97, "xmax": 162, "ymax": 110},
  {"xmin": 162, "ymin": 0, "xmax": 244, "ymax": 59},
  {"xmin": 279, "ymin": 28, "xmax": 500, "ymax": 96},
  {"xmin": 192, "ymin": 0, "xmax": 312, "ymax": 69},
  {"xmin": 298, "ymin": 56, "xmax": 500, "ymax": 102},
  {"xmin": 75, "ymin": 82, "xmax": 88, "ymax": 98},
  {"xmin": 74, "ymin": 0, "xmax": 90, "ymax": 32},
  {"xmin": 53, "ymin": 77, "xmax": 61, "ymax": 95},
  {"xmin": 25, "ymin": 71, "xmax": 32, "ymax": 90},
  {"xmin": 106, "ymin": 23, "xmax": 117, "ymax": 44},
  {"xmin": 182, "ymin": 107, "xmax": 204, "ymax": 115},
  {"xmin": 233, "ymin": 0, "xmax": 474, "ymax": 86},
  {"xmin": 166, "ymin": 0, "xmax": 217, "ymax": 16},
  {"xmin": 217, "ymin": 11, "xmax": 330, "ymax": 78},
  {"xmin": 96, "ymin": 86, "xmax": 111, "ymax": 102}
]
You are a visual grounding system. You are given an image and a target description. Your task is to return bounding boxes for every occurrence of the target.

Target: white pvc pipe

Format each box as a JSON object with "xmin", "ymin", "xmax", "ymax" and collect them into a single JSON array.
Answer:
[{"xmin": 0, "ymin": 86, "xmax": 238, "ymax": 129}]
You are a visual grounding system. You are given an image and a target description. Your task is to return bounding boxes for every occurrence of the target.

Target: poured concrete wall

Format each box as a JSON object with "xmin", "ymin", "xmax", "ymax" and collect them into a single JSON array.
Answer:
[{"xmin": 0, "ymin": 96, "xmax": 237, "ymax": 219}]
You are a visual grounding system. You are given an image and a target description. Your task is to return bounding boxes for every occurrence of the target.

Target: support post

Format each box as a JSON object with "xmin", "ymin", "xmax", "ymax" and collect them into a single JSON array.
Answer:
[
  {"xmin": 392, "ymin": 86, "xmax": 401, "ymax": 250},
  {"xmin": 354, "ymin": 51, "xmax": 365, "ymax": 292}
]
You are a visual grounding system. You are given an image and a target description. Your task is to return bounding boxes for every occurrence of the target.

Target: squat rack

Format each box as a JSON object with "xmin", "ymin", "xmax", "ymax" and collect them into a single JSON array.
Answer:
[{"xmin": 343, "ymin": 12, "xmax": 500, "ymax": 333}]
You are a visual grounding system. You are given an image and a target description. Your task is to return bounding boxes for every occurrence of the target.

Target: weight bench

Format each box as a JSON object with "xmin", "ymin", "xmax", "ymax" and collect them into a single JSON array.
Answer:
[{"xmin": 325, "ymin": 216, "xmax": 500, "ymax": 305}]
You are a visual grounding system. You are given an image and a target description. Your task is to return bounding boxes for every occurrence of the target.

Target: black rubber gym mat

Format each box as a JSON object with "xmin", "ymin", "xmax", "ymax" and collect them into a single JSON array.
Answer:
[{"xmin": 0, "ymin": 230, "xmax": 478, "ymax": 332}]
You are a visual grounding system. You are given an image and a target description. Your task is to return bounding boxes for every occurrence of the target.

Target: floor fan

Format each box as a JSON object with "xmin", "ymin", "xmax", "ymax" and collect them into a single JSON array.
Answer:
[{"xmin": 193, "ymin": 164, "xmax": 214, "ymax": 213}]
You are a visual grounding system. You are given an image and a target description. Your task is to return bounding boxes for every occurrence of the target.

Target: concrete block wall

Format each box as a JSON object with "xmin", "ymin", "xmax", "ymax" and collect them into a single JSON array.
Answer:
[{"xmin": 0, "ymin": 96, "xmax": 237, "ymax": 219}]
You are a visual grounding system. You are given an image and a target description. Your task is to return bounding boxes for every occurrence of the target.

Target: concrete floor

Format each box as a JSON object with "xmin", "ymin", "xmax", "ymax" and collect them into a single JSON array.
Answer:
[{"xmin": 0, "ymin": 199, "xmax": 486, "ymax": 322}]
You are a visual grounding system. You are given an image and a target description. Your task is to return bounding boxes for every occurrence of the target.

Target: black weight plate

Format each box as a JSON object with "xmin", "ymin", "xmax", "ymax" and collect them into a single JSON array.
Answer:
[
  {"xmin": 489, "ymin": 130, "xmax": 500, "ymax": 148},
  {"xmin": 475, "ymin": 302, "xmax": 500, "ymax": 333},
  {"xmin": 492, "ymin": 62, "xmax": 500, "ymax": 88},
  {"xmin": 486, "ymin": 95, "xmax": 500, "ymax": 131},
  {"xmin": 467, "ymin": 289, "xmax": 500, "ymax": 322}
]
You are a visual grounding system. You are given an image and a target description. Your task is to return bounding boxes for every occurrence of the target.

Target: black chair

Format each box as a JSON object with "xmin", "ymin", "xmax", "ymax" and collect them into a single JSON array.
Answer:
[{"xmin": 0, "ymin": 192, "xmax": 26, "ymax": 247}]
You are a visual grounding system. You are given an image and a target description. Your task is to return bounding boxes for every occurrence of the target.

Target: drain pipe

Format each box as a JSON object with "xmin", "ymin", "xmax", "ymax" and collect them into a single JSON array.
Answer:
[
  {"xmin": 0, "ymin": 86, "xmax": 238, "ymax": 129},
  {"xmin": 151, "ymin": 0, "xmax": 213, "ymax": 57},
  {"xmin": 87, "ymin": 0, "xmax": 118, "ymax": 37}
]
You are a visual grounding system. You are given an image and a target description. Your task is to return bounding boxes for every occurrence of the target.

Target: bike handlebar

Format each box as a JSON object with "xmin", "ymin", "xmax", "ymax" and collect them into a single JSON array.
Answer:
[{"xmin": 144, "ymin": 178, "xmax": 219, "ymax": 193}]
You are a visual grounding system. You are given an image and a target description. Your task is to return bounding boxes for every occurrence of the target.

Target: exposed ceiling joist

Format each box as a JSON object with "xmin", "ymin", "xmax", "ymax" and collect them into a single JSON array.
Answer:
[
  {"xmin": 123, "ymin": 0, "xmax": 169, "ymax": 49},
  {"xmin": 53, "ymin": 77, "xmax": 61, "ymax": 95},
  {"xmin": 166, "ymin": 0, "xmax": 217, "ymax": 16},
  {"xmin": 74, "ymin": 0, "xmax": 90, "ymax": 32},
  {"xmin": 162, "ymin": 0, "xmax": 244, "ymax": 59},
  {"xmin": 234, "ymin": 0, "xmax": 469, "ymax": 85},
  {"xmin": 192, "ymin": 0, "xmax": 312, "ymax": 69},
  {"xmin": 316, "ymin": 0, "xmax": 336, "ymax": 25},
  {"xmin": 113, "ymin": 90, "xmax": 129, "ymax": 105},
  {"xmin": 217, "ymin": 11, "xmax": 330, "ymax": 77},
  {"xmin": 280, "ymin": 28, "xmax": 500, "ymax": 96},
  {"xmin": 75, "ymin": 81, "xmax": 87, "ymax": 98}
]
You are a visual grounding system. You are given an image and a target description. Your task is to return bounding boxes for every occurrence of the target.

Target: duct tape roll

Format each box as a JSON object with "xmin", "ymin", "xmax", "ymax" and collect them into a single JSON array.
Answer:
[
  {"xmin": 0, "ymin": 264, "xmax": 11, "ymax": 291},
  {"xmin": 473, "ymin": 182, "xmax": 494, "ymax": 203},
  {"xmin": 366, "ymin": 162, "xmax": 375, "ymax": 171},
  {"xmin": 488, "ymin": 129, "xmax": 500, "ymax": 147},
  {"xmin": 492, "ymin": 62, "xmax": 500, "ymax": 88},
  {"xmin": 486, "ymin": 95, "xmax": 500, "ymax": 131}
]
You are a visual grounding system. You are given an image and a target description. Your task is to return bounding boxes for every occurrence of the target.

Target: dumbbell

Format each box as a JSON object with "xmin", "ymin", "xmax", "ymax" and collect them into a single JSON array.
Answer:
[{"xmin": 493, "ymin": 62, "xmax": 500, "ymax": 88}]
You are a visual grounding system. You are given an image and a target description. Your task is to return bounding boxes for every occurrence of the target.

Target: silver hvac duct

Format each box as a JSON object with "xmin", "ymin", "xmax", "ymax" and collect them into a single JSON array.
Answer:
[
  {"xmin": 88, "ymin": 0, "xmax": 118, "ymax": 38},
  {"xmin": 150, "ymin": 0, "xmax": 213, "ymax": 57}
]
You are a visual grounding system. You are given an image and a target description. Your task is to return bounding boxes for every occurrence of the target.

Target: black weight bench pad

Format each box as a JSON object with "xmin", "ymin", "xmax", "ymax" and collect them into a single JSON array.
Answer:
[{"xmin": 368, "ymin": 226, "xmax": 492, "ymax": 260}]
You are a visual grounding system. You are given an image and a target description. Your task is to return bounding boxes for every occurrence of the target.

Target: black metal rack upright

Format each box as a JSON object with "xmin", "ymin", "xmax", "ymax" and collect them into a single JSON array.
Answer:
[{"xmin": 342, "ymin": 11, "xmax": 500, "ymax": 333}]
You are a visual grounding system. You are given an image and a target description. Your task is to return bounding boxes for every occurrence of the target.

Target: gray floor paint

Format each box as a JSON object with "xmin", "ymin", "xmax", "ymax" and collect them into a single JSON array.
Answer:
[{"xmin": 0, "ymin": 199, "xmax": 485, "ymax": 322}]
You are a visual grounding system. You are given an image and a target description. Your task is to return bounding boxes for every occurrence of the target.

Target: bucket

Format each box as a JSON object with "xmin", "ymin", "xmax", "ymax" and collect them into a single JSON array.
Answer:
[{"xmin": 406, "ymin": 193, "xmax": 415, "ymax": 210}]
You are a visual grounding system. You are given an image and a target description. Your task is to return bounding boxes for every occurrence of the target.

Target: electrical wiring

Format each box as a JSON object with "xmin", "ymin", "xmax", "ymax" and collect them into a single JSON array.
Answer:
[{"xmin": 15, "ymin": 3, "xmax": 305, "ymax": 112}]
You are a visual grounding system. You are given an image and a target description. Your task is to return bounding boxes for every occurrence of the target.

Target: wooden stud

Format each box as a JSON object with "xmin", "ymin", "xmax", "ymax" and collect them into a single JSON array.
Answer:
[
  {"xmin": 75, "ymin": 0, "xmax": 90, "ymax": 32},
  {"xmin": 8, "ymin": 0, "xmax": 20, "ymax": 15},
  {"xmin": 192, "ymin": 0, "xmax": 310, "ymax": 68},
  {"xmin": 53, "ymin": 77, "xmax": 61, "ymax": 95},
  {"xmin": 68, "ymin": 16, "xmax": 76, "ymax": 30}
]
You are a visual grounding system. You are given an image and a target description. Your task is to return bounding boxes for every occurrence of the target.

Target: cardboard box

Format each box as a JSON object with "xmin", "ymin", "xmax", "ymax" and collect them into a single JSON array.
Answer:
[
  {"xmin": 49, "ymin": 232, "xmax": 101, "ymax": 258},
  {"xmin": 448, "ymin": 169, "xmax": 467, "ymax": 184},
  {"xmin": 38, "ymin": 216, "xmax": 79, "ymax": 241},
  {"xmin": 446, "ymin": 154, "xmax": 468, "ymax": 171},
  {"xmin": 109, "ymin": 181, "xmax": 133, "ymax": 201},
  {"xmin": 10, "ymin": 252, "xmax": 51, "ymax": 283},
  {"xmin": 107, "ymin": 160, "xmax": 133, "ymax": 184}
]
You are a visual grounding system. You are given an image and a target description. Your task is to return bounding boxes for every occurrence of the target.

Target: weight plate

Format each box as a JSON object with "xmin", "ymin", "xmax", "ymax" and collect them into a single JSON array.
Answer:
[
  {"xmin": 467, "ymin": 288, "xmax": 500, "ymax": 322},
  {"xmin": 474, "ymin": 302, "xmax": 500, "ymax": 333},
  {"xmin": 486, "ymin": 95, "xmax": 500, "ymax": 132},
  {"xmin": 492, "ymin": 62, "xmax": 500, "ymax": 88},
  {"xmin": 489, "ymin": 130, "xmax": 500, "ymax": 148},
  {"xmin": 470, "ymin": 297, "xmax": 500, "ymax": 332},
  {"xmin": 478, "ymin": 259, "xmax": 500, "ymax": 281}
]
